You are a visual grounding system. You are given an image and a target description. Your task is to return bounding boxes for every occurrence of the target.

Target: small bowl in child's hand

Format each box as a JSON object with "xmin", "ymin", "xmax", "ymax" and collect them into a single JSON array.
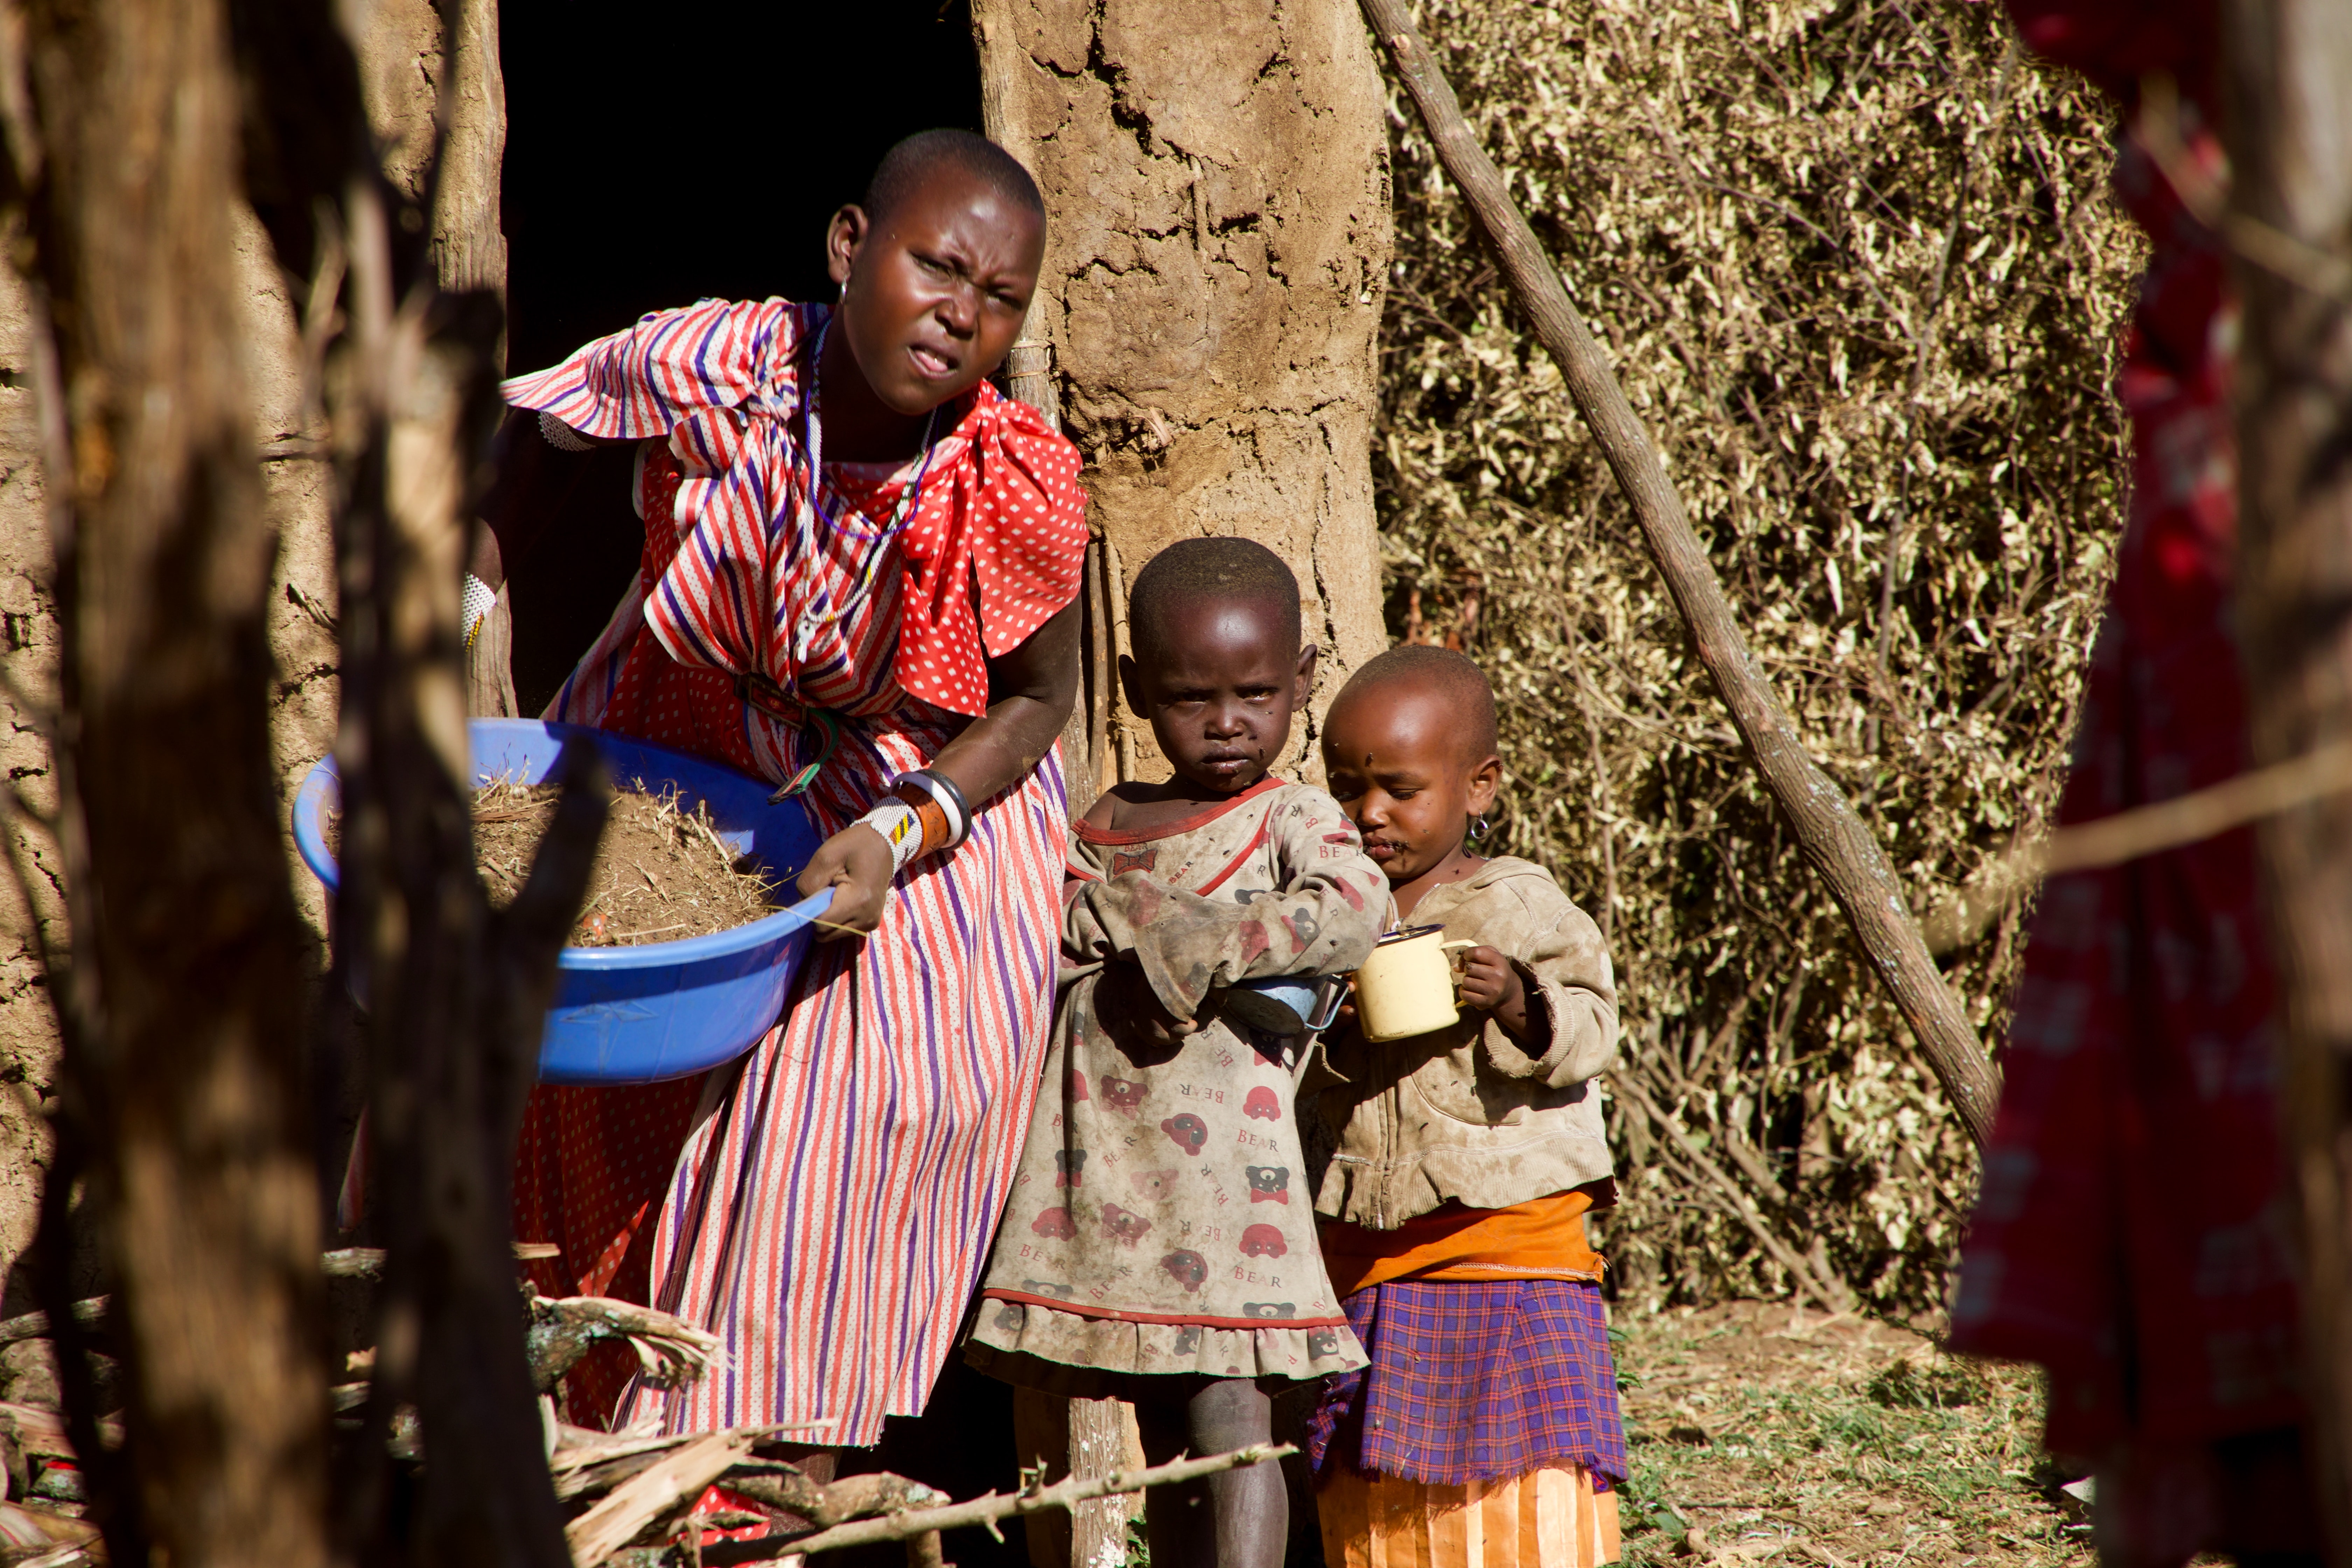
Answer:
[{"xmin": 1222, "ymin": 975, "xmax": 1347, "ymax": 1036}]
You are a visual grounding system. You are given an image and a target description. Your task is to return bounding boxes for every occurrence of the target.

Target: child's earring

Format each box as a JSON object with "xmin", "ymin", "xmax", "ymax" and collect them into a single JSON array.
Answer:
[{"xmin": 1471, "ymin": 815, "xmax": 1491, "ymax": 841}]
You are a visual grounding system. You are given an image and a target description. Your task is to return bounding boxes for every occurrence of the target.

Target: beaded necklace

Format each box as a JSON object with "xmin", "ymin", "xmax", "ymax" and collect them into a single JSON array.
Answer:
[{"xmin": 789, "ymin": 317, "xmax": 941, "ymax": 669}]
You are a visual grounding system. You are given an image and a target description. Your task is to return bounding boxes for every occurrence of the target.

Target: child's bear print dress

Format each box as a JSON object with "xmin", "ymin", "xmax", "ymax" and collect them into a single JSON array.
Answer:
[{"xmin": 969, "ymin": 779, "xmax": 1387, "ymax": 1387}]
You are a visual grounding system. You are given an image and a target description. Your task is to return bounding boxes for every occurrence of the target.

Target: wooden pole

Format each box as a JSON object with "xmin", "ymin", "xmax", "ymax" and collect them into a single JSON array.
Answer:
[
  {"xmin": 231, "ymin": 0, "xmax": 593, "ymax": 1559},
  {"xmin": 971, "ymin": 4, "xmax": 1104, "ymax": 822},
  {"xmin": 968, "ymin": 12, "xmax": 1136, "ymax": 1565},
  {"xmin": 747, "ymin": 1442, "xmax": 1296, "ymax": 1561},
  {"xmin": 2220, "ymin": 1, "xmax": 2352, "ymax": 1555},
  {"xmin": 1357, "ymin": 0, "xmax": 2000, "ymax": 1148}
]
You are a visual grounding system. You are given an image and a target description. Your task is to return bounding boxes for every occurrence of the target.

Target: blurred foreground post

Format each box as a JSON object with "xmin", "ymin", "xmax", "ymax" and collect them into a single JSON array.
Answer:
[
  {"xmin": 230, "ymin": 0, "xmax": 597, "ymax": 1559},
  {"xmin": 0, "ymin": 0, "xmax": 337, "ymax": 1561},
  {"xmin": 1357, "ymin": 0, "xmax": 2000, "ymax": 1147},
  {"xmin": 2222, "ymin": 1, "xmax": 2352, "ymax": 1557}
]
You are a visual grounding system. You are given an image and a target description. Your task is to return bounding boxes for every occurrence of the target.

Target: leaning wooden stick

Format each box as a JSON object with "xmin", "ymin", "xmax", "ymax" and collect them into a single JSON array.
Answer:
[
  {"xmin": 744, "ymin": 1442, "xmax": 1296, "ymax": 1561},
  {"xmin": 1358, "ymin": 0, "xmax": 2000, "ymax": 1147},
  {"xmin": 1925, "ymin": 737, "xmax": 2352, "ymax": 951}
]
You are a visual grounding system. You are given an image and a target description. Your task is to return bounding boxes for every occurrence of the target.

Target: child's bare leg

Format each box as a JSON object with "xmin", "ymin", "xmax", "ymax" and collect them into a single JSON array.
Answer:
[{"xmin": 1135, "ymin": 1378, "xmax": 1284, "ymax": 1568}]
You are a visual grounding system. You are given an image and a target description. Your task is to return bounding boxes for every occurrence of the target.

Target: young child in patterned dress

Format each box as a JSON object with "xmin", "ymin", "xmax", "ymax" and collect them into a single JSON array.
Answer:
[
  {"xmin": 1306, "ymin": 645, "xmax": 1630, "ymax": 1568},
  {"xmin": 967, "ymin": 537, "xmax": 1389, "ymax": 1568}
]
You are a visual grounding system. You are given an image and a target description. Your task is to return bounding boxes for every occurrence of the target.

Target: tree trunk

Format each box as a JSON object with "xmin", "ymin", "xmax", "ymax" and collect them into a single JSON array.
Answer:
[
  {"xmin": 2222, "ymin": 1, "xmax": 2352, "ymax": 1556},
  {"xmin": 972, "ymin": 0, "xmax": 1393, "ymax": 788},
  {"xmin": 0, "ymin": 0, "xmax": 338, "ymax": 1561},
  {"xmin": 974, "ymin": 8, "xmax": 1390, "ymax": 1562},
  {"xmin": 232, "ymin": 1, "xmax": 589, "ymax": 1559}
]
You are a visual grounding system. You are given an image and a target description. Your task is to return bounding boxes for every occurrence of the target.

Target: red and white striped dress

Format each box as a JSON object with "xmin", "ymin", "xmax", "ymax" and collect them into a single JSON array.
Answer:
[{"xmin": 502, "ymin": 299, "xmax": 1087, "ymax": 1445}]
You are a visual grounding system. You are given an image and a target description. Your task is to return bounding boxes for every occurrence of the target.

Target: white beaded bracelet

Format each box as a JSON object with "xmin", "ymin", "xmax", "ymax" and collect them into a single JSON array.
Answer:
[
  {"xmin": 461, "ymin": 572, "xmax": 497, "ymax": 650},
  {"xmin": 538, "ymin": 411, "xmax": 594, "ymax": 453},
  {"xmin": 856, "ymin": 798, "xmax": 927, "ymax": 875}
]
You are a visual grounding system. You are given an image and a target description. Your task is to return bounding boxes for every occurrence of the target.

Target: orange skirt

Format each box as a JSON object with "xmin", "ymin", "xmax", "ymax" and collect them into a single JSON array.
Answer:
[{"xmin": 1317, "ymin": 1464, "xmax": 1620, "ymax": 1568}]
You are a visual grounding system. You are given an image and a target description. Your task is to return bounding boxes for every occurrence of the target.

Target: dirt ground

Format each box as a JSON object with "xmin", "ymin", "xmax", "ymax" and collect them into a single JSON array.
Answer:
[{"xmin": 1611, "ymin": 1301, "xmax": 2093, "ymax": 1568}]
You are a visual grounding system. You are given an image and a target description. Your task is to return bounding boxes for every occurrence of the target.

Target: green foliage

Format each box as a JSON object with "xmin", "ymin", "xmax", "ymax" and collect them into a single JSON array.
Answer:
[{"xmin": 1376, "ymin": 0, "xmax": 2143, "ymax": 1311}]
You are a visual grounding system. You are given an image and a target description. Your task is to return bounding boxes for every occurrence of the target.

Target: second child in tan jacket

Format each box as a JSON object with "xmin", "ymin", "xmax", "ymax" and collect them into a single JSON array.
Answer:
[{"xmin": 1302, "ymin": 645, "xmax": 1630, "ymax": 1568}]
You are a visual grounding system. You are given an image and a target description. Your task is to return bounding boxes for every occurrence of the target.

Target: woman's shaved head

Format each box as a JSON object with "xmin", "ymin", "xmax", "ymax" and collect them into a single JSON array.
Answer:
[
  {"xmin": 1331, "ymin": 644, "xmax": 1499, "ymax": 759},
  {"xmin": 827, "ymin": 128, "xmax": 1045, "ymax": 421},
  {"xmin": 863, "ymin": 128, "xmax": 1045, "ymax": 229}
]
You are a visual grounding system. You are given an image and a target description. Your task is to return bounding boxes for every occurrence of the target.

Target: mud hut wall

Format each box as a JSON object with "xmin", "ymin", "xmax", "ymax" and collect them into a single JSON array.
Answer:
[
  {"xmin": 0, "ymin": 262, "xmax": 61, "ymax": 1283},
  {"xmin": 0, "ymin": 0, "xmax": 489, "ymax": 1283},
  {"xmin": 985, "ymin": 0, "xmax": 1394, "ymax": 786}
]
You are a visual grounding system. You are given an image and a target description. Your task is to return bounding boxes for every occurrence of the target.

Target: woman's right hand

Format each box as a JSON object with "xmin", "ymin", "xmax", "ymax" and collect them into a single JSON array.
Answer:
[{"xmin": 797, "ymin": 823, "xmax": 896, "ymax": 940}]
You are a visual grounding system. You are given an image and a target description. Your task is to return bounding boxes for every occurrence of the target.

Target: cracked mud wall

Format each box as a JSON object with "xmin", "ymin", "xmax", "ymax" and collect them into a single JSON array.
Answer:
[
  {"xmin": 0, "ymin": 260, "xmax": 59, "ymax": 1283},
  {"xmin": 0, "ymin": 198, "xmax": 342, "ymax": 1306},
  {"xmin": 977, "ymin": 0, "xmax": 1393, "ymax": 786},
  {"xmin": 0, "ymin": 0, "xmax": 502, "ymax": 1290}
]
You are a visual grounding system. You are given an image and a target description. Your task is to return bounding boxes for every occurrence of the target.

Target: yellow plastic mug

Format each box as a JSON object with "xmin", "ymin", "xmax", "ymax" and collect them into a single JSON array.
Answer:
[{"xmin": 1352, "ymin": 925, "xmax": 1476, "ymax": 1042}]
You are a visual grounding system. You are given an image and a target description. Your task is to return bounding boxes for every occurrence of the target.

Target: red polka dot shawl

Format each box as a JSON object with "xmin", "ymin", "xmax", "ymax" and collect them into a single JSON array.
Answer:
[{"xmin": 502, "ymin": 298, "xmax": 1087, "ymax": 722}]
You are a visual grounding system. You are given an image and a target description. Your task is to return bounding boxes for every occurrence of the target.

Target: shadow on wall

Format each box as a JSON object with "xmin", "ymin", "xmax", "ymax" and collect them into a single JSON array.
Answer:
[{"xmin": 498, "ymin": 0, "xmax": 985, "ymax": 715}]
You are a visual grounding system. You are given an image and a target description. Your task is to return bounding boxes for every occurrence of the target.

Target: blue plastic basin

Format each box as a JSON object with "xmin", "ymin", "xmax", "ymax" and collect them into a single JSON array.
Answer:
[{"xmin": 293, "ymin": 718, "xmax": 832, "ymax": 1085}]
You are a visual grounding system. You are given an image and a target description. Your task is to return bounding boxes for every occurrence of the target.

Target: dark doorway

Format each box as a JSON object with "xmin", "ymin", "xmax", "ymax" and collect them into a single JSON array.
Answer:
[{"xmin": 496, "ymin": 0, "xmax": 987, "ymax": 714}]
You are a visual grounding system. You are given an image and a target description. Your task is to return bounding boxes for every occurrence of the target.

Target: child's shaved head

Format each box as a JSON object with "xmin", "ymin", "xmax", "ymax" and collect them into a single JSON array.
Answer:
[
  {"xmin": 863, "ymin": 129, "xmax": 1045, "ymax": 229},
  {"xmin": 1128, "ymin": 538, "xmax": 1302, "ymax": 666},
  {"xmin": 1322, "ymin": 646, "xmax": 1503, "ymax": 895},
  {"xmin": 1336, "ymin": 644, "xmax": 1499, "ymax": 759},
  {"xmin": 1119, "ymin": 539, "xmax": 1316, "ymax": 801}
]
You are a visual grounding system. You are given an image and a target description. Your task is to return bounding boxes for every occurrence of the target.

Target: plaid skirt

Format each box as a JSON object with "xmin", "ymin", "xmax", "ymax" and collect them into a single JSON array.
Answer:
[{"xmin": 1308, "ymin": 1278, "xmax": 1629, "ymax": 1488}]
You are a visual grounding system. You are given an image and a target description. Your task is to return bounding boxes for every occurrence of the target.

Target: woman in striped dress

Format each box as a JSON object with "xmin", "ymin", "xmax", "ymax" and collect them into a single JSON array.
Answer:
[{"xmin": 480, "ymin": 131, "xmax": 1088, "ymax": 1450}]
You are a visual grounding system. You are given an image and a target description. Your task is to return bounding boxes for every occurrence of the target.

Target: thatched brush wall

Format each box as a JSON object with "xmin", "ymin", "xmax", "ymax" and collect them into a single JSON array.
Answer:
[{"xmin": 1376, "ymin": 0, "xmax": 2143, "ymax": 1312}]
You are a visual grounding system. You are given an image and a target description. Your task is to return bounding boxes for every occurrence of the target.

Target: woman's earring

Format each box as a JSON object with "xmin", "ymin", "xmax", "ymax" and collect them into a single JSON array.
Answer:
[{"xmin": 1471, "ymin": 815, "xmax": 1491, "ymax": 841}]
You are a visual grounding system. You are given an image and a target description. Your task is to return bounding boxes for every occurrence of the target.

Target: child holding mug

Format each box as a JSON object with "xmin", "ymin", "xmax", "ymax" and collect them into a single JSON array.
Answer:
[{"xmin": 1307, "ymin": 645, "xmax": 1630, "ymax": 1568}]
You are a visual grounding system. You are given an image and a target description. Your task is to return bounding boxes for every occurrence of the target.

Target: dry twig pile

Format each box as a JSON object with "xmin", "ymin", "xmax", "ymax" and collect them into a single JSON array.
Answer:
[
  {"xmin": 470, "ymin": 782, "xmax": 780, "ymax": 947},
  {"xmin": 0, "ymin": 1254, "xmax": 1285, "ymax": 1568},
  {"xmin": 1378, "ymin": 0, "xmax": 2143, "ymax": 1310}
]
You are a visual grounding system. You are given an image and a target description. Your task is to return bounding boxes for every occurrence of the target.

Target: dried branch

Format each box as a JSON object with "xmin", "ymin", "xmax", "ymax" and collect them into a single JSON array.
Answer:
[
  {"xmin": 2134, "ymin": 71, "xmax": 2352, "ymax": 303},
  {"xmin": 566, "ymin": 1427, "xmax": 762, "ymax": 1567},
  {"xmin": 1925, "ymin": 737, "xmax": 2352, "ymax": 951},
  {"xmin": 731, "ymin": 1470, "xmax": 945, "ymax": 1528},
  {"xmin": 527, "ymin": 1294, "xmax": 722, "ymax": 1395},
  {"xmin": 1611, "ymin": 1075, "xmax": 1854, "ymax": 1312},
  {"xmin": 732, "ymin": 1442, "xmax": 1297, "ymax": 1562},
  {"xmin": 0, "ymin": 1298, "xmax": 105, "ymax": 1348}
]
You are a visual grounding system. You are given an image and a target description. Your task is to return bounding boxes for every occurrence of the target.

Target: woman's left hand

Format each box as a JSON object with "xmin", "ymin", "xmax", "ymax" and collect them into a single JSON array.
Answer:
[{"xmin": 798, "ymin": 823, "xmax": 896, "ymax": 939}]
